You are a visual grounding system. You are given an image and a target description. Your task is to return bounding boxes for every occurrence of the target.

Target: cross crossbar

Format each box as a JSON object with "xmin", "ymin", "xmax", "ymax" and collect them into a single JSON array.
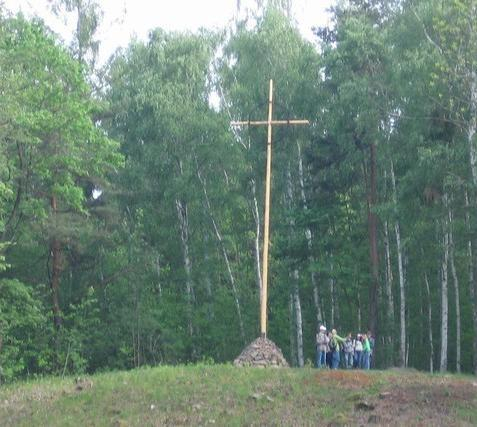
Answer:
[{"xmin": 231, "ymin": 119, "xmax": 309, "ymax": 126}]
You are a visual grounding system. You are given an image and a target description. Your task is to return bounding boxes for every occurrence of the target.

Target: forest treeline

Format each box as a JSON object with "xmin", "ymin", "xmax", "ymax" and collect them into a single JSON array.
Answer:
[{"xmin": 1, "ymin": 0, "xmax": 477, "ymax": 381}]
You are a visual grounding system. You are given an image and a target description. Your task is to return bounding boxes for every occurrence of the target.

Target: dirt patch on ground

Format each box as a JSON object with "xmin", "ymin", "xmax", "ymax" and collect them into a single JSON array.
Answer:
[
  {"xmin": 312, "ymin": 370, "xmax": 477, "ymax": 425},
  {"xmin": 315, "ymin": 370, "xmax": 376, "ymax": 390},
  {"xmin": 352, "ymin": 373, "xmax": 477, "ymax": 426}
]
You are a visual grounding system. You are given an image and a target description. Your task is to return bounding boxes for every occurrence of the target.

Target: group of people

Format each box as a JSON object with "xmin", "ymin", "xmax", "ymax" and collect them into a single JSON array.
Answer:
[{"xmin": 315, "ymin": 325, "xmax": 374, "ymax": 370}]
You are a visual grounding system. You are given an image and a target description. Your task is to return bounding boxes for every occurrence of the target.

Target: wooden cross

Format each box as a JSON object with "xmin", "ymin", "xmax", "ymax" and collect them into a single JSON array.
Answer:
[{"xmin": 231, "ymin": 79, "xmax": 309, "ymax": 338}]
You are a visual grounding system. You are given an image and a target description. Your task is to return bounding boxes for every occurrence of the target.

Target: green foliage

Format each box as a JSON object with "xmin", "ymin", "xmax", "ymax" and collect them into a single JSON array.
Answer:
[
  {"xmin": 50, "ymin": 0, "xmax": 103, "ymax": 69},
  {"xmin": 0, "ymin": 279, "xmax": 46, "ymax": 382},
  {"xmin": 56, "ymin": 287, "xmax": 101, "ymax": 375},
  {"xmin": 0, "ymin": 14, "xmax": 124, "ymax": 379},
  {"xmin": 2, "ymin": 0, "xmax": 477, "ymax": 379},
  {"xmin": 0, "ymin": 15, "xmax": 123, "ymax": 212}
]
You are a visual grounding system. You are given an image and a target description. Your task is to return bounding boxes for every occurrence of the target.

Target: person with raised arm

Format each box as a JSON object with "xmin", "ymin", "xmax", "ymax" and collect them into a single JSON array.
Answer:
[{"xmin": 329, "ymin": 329, "xmax": 346, "ymax": 369}]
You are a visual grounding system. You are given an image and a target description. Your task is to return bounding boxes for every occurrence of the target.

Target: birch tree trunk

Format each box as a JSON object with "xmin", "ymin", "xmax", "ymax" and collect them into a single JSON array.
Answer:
[
  {"xmin": 297, "ymin": 141, "xmax": 323, "ymax": 327},
  {"xmin": 367, "ymin": 142, "xmax": 379, "ymax": 336},
  {"xmin": 313, "ymin": 286, "xmax": 324, "ymax": 328},
  {"xmin": 203, "ymin": 236, "xmax": 215, "ymax": 321},
  {"xmin": 468, "ymin": 71, "xmax": 477, "ymax": 188},
  {"xmin": 175, "ymin": 198, "xmax": 194, "ymax": 340},
  {"xmin": 333, "ymin": 276, "xmax": 340, "ymax": 326},
  {"xmin": 357, "ymin": 292, "xmax": 362, "ymax": 332},
  {"xmin": 440, "ymin": 217, "xmax": 449, "ymax": 373},
  {"xmin": 469, "ymin": 238, "xmax": 477, "ymax": 375},
  {"xmin": 286, "ymin": 164, "xmax": 304, "ymax": 364},
  {"xmin": 467, "ymin": 68, "xmax": 477, "ymax": 375},
  {"xmin": 330, "ymin": 278, "xmax": 336, "ymax": 327},
  {"xmin": 250, "ymin": 179, "xmax": 263, "ymax": 296},
  {"xmin": 383, "ymin": 220, "xmax": 395, "ymax": 365},
  {"xmin": 396, "ymin": 221, "xmax": 406, "ymax": 367},
  {"xmin": 217, "ymin": 75, "xmax": 262, "ymax": 304},
  {"xmin": 329, "ymin": 257, "xmax": 336, "ymax": 327},
  {"xmin": 424, "ymin": 272, "xmax": 434, "ymax": 373},
  {"xmin": 50, "ymin": 195, "xmax": 62, "ymax": 330},
  {"xmin": 390, "ymin": 161, "xmax": 406, "ymax": 367},
  {"xmin": 289, "ymin": 293, "xmax": 297, "ymax": 366},
  {"xmin": 405, "ymin": 341, "xmax": 409, "ymax": 367},
  {"xmin": 154, "ymin": 255, "xmax": 162, "ymax": 297},
  {"xmin": 448, "ymin": 206, "xmax": 461, "ymax": 373},
  {"xmin": 384, "ymin": 221, "xmax": 395, "ymax": 325},
  {"xmin": 293, "ymin": 274, "xmax": 304, "ymax": 367},
  {"xmin": 133, "ymin": 279, "xmax": 141, "ymax": 367},
  {"xmin": 465, "ymin": 191, "xmax": 477, "ymax": 375},
  {"xmin": 197, "ymin": 169, "xmax": 246, "ymax": 344}
]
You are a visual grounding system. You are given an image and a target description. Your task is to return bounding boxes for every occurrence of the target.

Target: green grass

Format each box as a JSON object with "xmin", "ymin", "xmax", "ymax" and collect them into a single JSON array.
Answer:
[{"xmin": 0, "ymin": 365, "xmax": 476, "ymax": 426}]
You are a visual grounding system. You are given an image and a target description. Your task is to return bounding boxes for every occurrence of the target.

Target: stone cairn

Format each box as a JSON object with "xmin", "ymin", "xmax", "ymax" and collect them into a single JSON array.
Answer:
[{"xmin": 233, "ymin": 337, "xmax": 289, "ymax": 368}]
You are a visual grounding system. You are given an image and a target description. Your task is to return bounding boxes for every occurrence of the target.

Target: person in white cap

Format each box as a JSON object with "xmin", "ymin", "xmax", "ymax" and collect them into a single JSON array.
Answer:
[{"xmin": 316, "ymin": 325, "xmax": 329, "ymax": 368}]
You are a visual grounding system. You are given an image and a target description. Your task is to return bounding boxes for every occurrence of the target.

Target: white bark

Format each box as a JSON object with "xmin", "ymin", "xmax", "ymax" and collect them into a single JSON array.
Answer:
[
  {"xmin": 313, "ymin": 286, "xmax": 324, "ymax": 327},
  {"xmin": 333, "ymin": 276, "xmax": 340, "ymax": 325},
  {"xmin": 286, "ymin": 164, "xmax": 304, "ymax": 364},
  {"xmin": 468, "ymin": 70, "xmax": 477, "ymax": 186},
  {"xmin": 391, "ymin": 161, "xmax": 406, "ymax": 367},
  {"xmin": 384, "ymin": 221, "xmax": 395, "ymax": 319},
  {"xmin": 327, "ymin": 253, "xmax": 336, "ymax": 326},
  {"xmin": 154, "ymin": 255, "xmax": 162, "ymax": 297},
  {"xmin": 383, "ymin": 220, "xmax": 395, "ymax": 366},
  {"xmin": 465, "ymin": 192, "xmax": 474, "ymax": 290},
  {"xmin": 405, "ymin": 341, "xmax": 409, "ymax": 368},
  {"xmin": 175, "ymin": 198, "xmax": 194, "ymax": 339},
  {"xmin": 330, "ymin": 274, "xmax": 336, "ymax": 327},
  {"xmin": 217, "ymin": 74, "xmax": 262, "ymax": 321},
  {"xmin": 204, "ymin": 273, "xmax": 214, "ymax": 320},
  {"xmin": 396, "ymin": 221, "xmax": 406, "ymax": 367},
  {"xmin": 293, "ymin": 275, "xmax": 304, "ymax": 367},
  {"xmin": 448, "ymin": 206, "xmax": 461, "ymax": 372},
  {"xmin": 197, "ymin": 168, "xmax": 246, "ymax": 344},
  {"xmin": 297, "ymin": 141, "xmax": 323, "ymax": 326},
  {"xmin": 203, "ymin": 236, "xmax": 215, "ymax": 321},
  {"xmin": 250, "ymin": 179, "xmax": 262, "ymax": 295},
  {"xmin": 289, "ymin": 293, "xmax": 297, "ymax": 366},
  {"xmin": 440, "ymin": 217, "xmax": 449, "ymax": 373},
  {"xmin": 424, "ymin": 272, "xmax": 434, "ymax": 373},
  {"xmin": 357, "ymin": 292, "xmax": 362, "ymax": 332},
  {"xmin": 403, "ymin": 10, "xmax": 477, "ymax": 373},
  {"xmin": 383, "ymin": 221, "xmax": 395, "ymax": 330},
  {"xmin": 217, "ymin": 75, "xmax": 261, "ymax": 311},
  {"xmin": 468, "ymin": 67, "xmax": 477, "ymax": 375},
  {"xmin": 296, "ymin": 141, "xmax": 308, "ymax": 210},
  {"xmin": 465, "ymin": 191, "xmax": 477, "ymax": 374}
]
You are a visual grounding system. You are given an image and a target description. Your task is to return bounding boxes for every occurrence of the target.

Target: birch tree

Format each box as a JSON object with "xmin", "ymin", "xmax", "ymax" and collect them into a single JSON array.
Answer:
[{"xmin": 410, "ymin": 0, "xmax": 477, "ymax": 373}]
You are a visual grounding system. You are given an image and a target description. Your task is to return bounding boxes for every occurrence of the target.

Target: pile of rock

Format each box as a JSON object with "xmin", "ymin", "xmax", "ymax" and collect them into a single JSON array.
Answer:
[{"xmin": 233, "ymin": 337, "xmax": 289, "ymax": 368}]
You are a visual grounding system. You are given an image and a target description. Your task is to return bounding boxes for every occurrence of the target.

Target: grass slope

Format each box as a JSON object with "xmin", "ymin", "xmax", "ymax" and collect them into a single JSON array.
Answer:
[{"xmin": 1, "ymin": 365, "xmax": 476, "ymax": 426}]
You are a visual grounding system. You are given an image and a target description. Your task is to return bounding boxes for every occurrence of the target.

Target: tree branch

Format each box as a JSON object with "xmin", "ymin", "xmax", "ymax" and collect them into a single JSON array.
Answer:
[{"xmin": 412, "ymin": 9, "xmax": 443, "ymax": 56}]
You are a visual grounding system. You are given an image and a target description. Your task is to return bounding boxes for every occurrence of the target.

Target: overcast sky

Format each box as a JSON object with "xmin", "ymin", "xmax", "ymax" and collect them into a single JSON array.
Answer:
[{"xmin": 3, "ymin": 0, "xmax": 334, "ymax": 64}]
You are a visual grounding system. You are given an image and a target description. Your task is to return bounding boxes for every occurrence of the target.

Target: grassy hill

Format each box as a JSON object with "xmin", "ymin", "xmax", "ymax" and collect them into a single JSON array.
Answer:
[{"xmin": 1, "ymin": 364, "xmax": 476, "ymax": 426}]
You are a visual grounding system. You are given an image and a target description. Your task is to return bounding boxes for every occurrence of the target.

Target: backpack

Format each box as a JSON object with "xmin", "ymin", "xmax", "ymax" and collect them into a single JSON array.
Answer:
[{"xmin": 329, "ymin": 337, "xmax": 337, "ymax": 351}]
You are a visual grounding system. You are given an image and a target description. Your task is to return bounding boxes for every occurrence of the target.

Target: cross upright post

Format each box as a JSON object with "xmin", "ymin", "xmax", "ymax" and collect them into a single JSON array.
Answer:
[{"xmin": 231, "ymin": 79, "xmax": 309, "ymax": 338}]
